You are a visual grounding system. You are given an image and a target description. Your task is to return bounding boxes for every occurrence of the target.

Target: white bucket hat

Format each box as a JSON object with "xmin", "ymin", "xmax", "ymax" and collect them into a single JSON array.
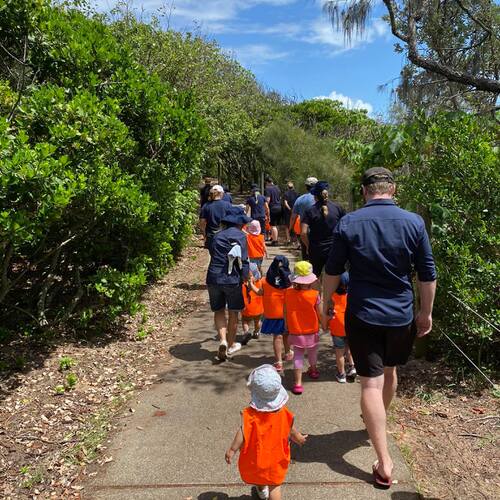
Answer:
[{"xmin": 247, "ymin": 364, "xmax": 289, "ymax": 412}]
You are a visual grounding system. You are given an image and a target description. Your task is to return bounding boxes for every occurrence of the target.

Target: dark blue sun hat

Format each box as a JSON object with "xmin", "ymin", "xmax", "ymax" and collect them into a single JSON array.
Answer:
[
  {"xmin": 221, "ymin": 206, "xmax": 252, "ymax": 226},
  {"xmin": 310, "ymin": 181, "xmax": 329, "ymax": 197}
]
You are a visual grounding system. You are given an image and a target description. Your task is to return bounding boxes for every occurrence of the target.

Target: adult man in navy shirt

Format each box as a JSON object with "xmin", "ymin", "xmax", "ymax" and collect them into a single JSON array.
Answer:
[
  {"xmin": 207, "ymin": 207, "xmax": 251, "ymax": 361},
  {"xmin": 199, "ymin": 185, "xmax": 232, "ymax": 250},
  {"xmin": 264, "ymin": 177, "xmax": 282, "ymax": 246},
  {"xmin": 322, "ymin": 167, "xmax": 437, "ymax": 487}
]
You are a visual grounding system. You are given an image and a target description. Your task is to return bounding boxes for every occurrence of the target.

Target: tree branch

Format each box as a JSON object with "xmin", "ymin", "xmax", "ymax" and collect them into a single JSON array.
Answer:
[
  {"xmin": 382, "ymin": 0, "xmax": 408, "ymax": 42},
  {"xmin": 454, "ymin": 0, "xmax": 496, "ymax": 39}
]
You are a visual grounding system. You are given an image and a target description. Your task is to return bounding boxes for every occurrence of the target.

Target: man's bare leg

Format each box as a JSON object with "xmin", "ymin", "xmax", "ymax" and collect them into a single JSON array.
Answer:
[
  {"xmin": 227, "ymin": 310, "xmax": 239, "ymax": 347},
  {"xmin": 383, "ymin": 366, "xmax": 397, "ymax": 410},
  {"xmin": 360, "ymin": 374, "xmax": 393, "ymax": 481},
  {"xmin": 214, "ymin": 309, "xmax": 227, "ymax": 342}
]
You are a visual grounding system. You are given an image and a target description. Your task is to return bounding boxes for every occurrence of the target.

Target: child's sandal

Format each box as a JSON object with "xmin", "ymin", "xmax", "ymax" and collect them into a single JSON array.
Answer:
[{"xmin": 292, "ymin": 384, "xmax": 303, "ymax": 395}]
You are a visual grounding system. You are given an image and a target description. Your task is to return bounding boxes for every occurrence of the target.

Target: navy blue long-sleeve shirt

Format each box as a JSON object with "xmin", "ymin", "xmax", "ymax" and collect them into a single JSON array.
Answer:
[
  {"xmin": 325, "ymin": 199, "xmax": 436, "ymax": 327},
  {"xmin": 206, "ymin": 226, "xmax": 249, "ymax": 286}
]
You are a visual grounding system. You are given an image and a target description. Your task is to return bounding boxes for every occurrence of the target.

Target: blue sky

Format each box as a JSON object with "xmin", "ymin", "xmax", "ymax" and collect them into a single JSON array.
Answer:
[{"xmin": 94, "ymin": 1, "xmax": 406, "ymax": 117}]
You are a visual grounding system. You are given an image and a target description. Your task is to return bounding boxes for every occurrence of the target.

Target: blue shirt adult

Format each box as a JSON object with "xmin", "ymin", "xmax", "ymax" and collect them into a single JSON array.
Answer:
[
  {"xmin": 200, "ymin": 199, "xmax": 232, "ymax": 234},
  {"xmin": 206, "ymin": 226, "xmax": 249, "ymax": 286},
  {"xmin": 292, "ymin": 192, "xmax": 315, "ymax": 218},
  {"xmin": 246, "ymin": 194, "xmax": 267, "ymax": 220},
  {"xmin": 325, "ymin": 199, "xmax": 436, "ymax": 327},
  {"xmin": 223, "ymin": 192, "xmax": 233, "ymax": 204}
]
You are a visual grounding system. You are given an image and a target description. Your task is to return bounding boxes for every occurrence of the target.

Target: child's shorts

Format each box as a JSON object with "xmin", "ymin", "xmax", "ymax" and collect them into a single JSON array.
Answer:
[
  {"xmin": 261, "ymin": 318, "xmax": 286, "ymax": 335},
  {"xmin": 332, "ymin": 335, "xmax": 347, "ymax": 349},
  {"xmin": 250, "ymin": 257, "xmax": 263, "ymax": 268}
]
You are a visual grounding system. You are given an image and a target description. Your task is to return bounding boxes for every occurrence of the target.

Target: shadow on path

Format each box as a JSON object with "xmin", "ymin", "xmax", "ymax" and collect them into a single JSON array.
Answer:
[
  {"xmin": 198, "ymin": 493, "xmax": 252, "ymax": 500},
  {"xmin": 292, "ymin": 430, "xmax": 372, "ymax": 483}
]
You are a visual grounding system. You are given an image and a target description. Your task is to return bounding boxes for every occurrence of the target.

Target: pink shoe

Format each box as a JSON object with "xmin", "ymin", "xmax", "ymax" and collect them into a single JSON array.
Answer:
[
  {"xmin": 307, "ymin": 367, "xmax": 320, "ymax": 379},
  {"xmin": 292, "ymin": 384, "xmax": 303, "ymax": 395},
  {"xmin": 284, "ymin": 349, "xmax": 294, "ymax": 362}
]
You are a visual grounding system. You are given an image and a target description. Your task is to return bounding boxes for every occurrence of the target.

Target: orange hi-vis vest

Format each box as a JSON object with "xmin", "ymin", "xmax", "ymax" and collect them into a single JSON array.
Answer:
[
  {"xmin": 329, "ymin": 292, "xmax": 348, "ymax": 337},
  {"xmin": 262, "ymin": 279, "xmax": 286, "ymax": 319},
  {"xmin": 238, "ymin": 406, "xmax": 294, "ymax": 486},
  {"xmin": 242, "ymin": 279, "xmax": 264, "ymax": 318},
  {"xmin": 293, "ymin": 215, "xmax": 301, "ymax": 235},
  {"xmin": 285, "ymin": 288, "xmax": 319, "ymax": 335},
  {"xmin": 247, "ymin": 233, "xmax": 265, "ymax": 259}
]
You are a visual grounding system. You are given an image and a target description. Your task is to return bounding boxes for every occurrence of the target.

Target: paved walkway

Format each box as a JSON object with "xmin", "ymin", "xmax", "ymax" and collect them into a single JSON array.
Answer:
[{"xmin": 85, "ymin": 244, "xmax": 418, "ymax": 499}]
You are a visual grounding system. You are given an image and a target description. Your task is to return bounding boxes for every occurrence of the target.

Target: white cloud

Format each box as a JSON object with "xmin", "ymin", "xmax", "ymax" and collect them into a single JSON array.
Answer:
[
  {"xmin": 227, "ymin": 44, "xmax": 290, "ymax": 67},
  {"xmin": 315, "ymin": 90, "xmax": 373, "ymax": 114}
]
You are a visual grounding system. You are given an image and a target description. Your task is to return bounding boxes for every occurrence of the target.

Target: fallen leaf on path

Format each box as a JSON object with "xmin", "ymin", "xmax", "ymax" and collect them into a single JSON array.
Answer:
[{"xmin": 153, "ymin": 410, "xmax": 166, "ymax": 417}]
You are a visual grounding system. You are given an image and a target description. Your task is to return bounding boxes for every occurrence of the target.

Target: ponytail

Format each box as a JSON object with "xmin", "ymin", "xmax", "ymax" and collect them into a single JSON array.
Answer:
[
  {"xmin": 254, "ymin": 190, "xmax": 260, "ymax": 203},
  {"xmin": 320, "ymin": 190, "xmax": 329, "ymax": 217}
]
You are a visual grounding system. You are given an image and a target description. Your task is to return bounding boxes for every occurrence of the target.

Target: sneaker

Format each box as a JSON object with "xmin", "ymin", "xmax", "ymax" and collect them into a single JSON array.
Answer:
[
  {"xmin": 292, "ymin": 384, "xmax": 304, "ymax": 395},
  {"xmin": 307, "ymin": 367, "xmax": 320, "ymax": 379},
  {"xmin": 284, "ymin": 349, "xmax": 294, "ymax": 362},
  {"xmin": 227, "ymin": 342, "xmax": 242, "ymax": 356},
  {"xmin": 274, "ymin": 362, "xmax": 284, "ymax": 375},
  {"xmin": 217, "ymin": 340, "xmax": 228, "ymax": 361},
  {"xmin": 346, "ymin": 364, "xmax": 357, "ymax": 378},
  {"xmin": 336, "ymin": 371, "xmax": 347, "ymax": 383},
  {"xmin": 241, "ymin": 333, "xmax": 252, "ymax": 346},
  {"xmin": 256, "ymin": 485, "xmax": 269, "ymax": 499},
  {"xmin": 252, "ymin": 330, "xmax": 260, "ymax": 339}
]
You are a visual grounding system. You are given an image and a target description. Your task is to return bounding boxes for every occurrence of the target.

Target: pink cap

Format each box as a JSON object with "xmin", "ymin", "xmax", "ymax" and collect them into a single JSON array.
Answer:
[{"xmin": 247, "ymin": 220, "xmax": 261, "ymax": 236}]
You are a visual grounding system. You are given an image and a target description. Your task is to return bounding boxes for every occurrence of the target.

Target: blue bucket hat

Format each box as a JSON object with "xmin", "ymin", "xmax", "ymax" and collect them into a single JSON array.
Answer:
[
  {"xmin": 266, "ymin": 255, "xmax": 291, "ymax": 289},
  {"xmin": 310, "ymin": 181, "xmax": 329, "ymax": 197},
  {"xmin": 247, "ymin": 364, "xmax": 289, "ymax": 412},
  {"xmin": 221, "ymin": 206, "xmax": 252, "ymax": 226}
]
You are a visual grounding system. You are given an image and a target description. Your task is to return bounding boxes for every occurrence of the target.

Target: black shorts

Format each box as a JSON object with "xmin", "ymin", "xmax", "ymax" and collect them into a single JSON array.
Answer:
[
  {"xmin": 308, "ymin": 246, "xmax": 329, "ymax": 277},
  {"xmin": 283, "ymin": 208, "xmax": 292, "ymax": 226},
  {"xmin": 207, "ymin": 284, "xmax": 244, "ymax": 312},
  {"xmin": 345, "ymin": 311, "xmax": 416, "ymax": 377},
  {"xmin": 269, "ymin": 207, "xmax": 282, "ymax": 226}
]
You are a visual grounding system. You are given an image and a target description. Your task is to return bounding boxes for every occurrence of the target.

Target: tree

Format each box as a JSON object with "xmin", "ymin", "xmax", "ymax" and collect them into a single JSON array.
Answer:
[{"xmin": 324, "ymin": 1, "xmax": 500, "ymax": 114}]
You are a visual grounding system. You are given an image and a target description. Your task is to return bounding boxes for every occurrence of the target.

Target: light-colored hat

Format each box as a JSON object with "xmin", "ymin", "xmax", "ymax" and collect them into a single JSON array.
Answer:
[
  {"xmin": 305, "ymin": 177, "xmax": 318, "ymax": 186},
  {"xmin": 210, "ymin": 184, "xmax": 224, "ymax": 194},
  {"xmin": 292, "ymin": 260, "xmax": 318, "ymax": 285},
  {"xmin": 248, "ymin": 364, "xmax": 289, "ymax": 412},
  {"xmin": 249, "ymin": 262, "xmax": 261, "ymax": 280},
  {"xmin": 247, "ymin": 220, "xmax": 261, "ymax": 236}
]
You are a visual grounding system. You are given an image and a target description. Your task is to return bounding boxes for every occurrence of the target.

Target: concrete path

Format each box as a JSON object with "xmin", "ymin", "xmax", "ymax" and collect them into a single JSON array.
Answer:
[{"xmin": 85, "ymin": 244, "xmax": 418, "ymax": 500}]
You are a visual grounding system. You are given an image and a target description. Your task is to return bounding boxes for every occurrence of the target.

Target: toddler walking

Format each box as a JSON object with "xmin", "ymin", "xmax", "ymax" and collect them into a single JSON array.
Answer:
[
  {"xmin": 284, "ymin": 261, "xmax": 322, "ymax": 395},
  {"xmin": 225, "ymin": 364, "xmax": 307, "ymax": 499},
  {"xmin": 329, "ymin": 272, "xmax": 356, "ymax": 383},
  {"xmin": 246, "ymin": 220, "xmax": 267, "ymax": 274},
  {"xmin": 259, "ymin": 256, "xmax": 293, "ymax": 374},
  {"xmin": 241, "ymin": 262, "xmax": 264, "ymax": 345}
]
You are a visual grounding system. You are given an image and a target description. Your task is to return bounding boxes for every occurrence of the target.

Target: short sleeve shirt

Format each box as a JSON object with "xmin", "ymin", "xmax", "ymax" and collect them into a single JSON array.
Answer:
[
  {"xmin": 246, "ymin": 194, "xmax": 267, "ymax": 219},
  {"xmin": 283, "ymin": 190, "xmax": 298, "ymax": 211},
  {"xmin": 292, "ymin": 193, "xmax": 315, "ymax": 218},
  {"xmin": 264, "ymin": 185, "xmax": 281, "ymax": 210},
  {"xmin": 302, "ymin": 200, "xmax": 345, "ymax": 248},
  {"xmin": 325, "ymin": 199, "xmax": 437, "ymax": 327},
  {"xmin": 200, "ymin": 200, "xmax": 232, "ymax": 234}
]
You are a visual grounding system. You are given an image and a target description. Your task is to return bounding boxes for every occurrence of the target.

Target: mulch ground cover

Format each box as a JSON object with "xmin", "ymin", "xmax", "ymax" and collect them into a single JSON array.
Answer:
[
  {"xmin": 0, "ymin": 238, "xmax": 209, "ymax": 499},
  {"xmin": 390, "ymin": 359, "xmax": 499, "ymax": 499}
]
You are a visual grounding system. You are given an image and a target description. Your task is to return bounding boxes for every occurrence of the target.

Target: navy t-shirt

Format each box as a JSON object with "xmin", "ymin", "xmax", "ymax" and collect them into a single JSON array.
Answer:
[
  {"xmin": 265, "ymin": 185, "xmax": 281, "ymax": 210},
  {"xmin": 302, "ymin": 201, "xmax": 345, "ymax": 247},
  {"xmin": 200, "ymin": 200, "xmax": 232, "ymax": 234},
  {"xmin": 283, "ymin": 189, "xmax": 298, "ymax": 211},
  {"xmin": 223, "ymin": 192, "xmax": 233, "ymax": 204},
  {"xmin": 326, "ymin": 199, "xmax": 437, "ymax": 327},
  {"xmin": 246, "ymin": 194, "xmax": 267, "ymax": 220}
]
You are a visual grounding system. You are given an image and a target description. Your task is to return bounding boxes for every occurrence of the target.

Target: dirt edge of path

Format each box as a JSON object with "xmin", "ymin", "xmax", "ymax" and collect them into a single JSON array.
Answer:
[{"xmin": 0, "ymin": 238, "xmax": 209, "ymax": 499}]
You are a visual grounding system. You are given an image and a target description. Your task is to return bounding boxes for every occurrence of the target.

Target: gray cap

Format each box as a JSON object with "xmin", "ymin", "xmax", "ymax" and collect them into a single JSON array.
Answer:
[
  {"xmin": 362, "ymin": 167, "xmax": 394, "ymax": 186},
  {"xmin": 305, "ymin": 176, "xmax": 318, "ymax": 186}
]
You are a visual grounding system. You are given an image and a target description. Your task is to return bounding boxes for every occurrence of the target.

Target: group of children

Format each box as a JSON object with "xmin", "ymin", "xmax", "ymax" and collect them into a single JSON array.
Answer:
[{"xmin": 242, "ymin": 219, "xmax": 356, "ymax": 392}]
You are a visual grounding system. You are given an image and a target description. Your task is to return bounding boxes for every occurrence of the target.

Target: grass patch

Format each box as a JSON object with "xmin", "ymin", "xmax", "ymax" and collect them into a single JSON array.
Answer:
[{"xmin": 19, "ymin": 466, "xmax": 44, "ymax": 489}]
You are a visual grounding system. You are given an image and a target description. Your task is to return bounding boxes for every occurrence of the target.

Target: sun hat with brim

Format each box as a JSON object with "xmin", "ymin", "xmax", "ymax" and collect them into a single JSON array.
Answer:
[
  {"xmin": 292, "ymin": 260, "xmax": 318, "ymax": 285},
  {"xmin": 362, "ymin": 167, "xmax": 394, "ymax": 186},
  {"xmin": 247, "ymin": 220, "xmax": 261, "ymax": 236},
  {"xmin": 247, "ymin": 364, "xmax": 289, "ymax": 412},
  {"xmin": 222, "ymin": 212, "xmax": 252, "ymax": 226},
  {"xmin": 210, "ymin": 184, "xmax": 224, "ymax": 193},
  {"xmin": 310, "ymin": 181, "xmax": 329, "ymax": 197},
  {"xmin": 249, "ymin": 262, "xmax": 261, "ymax": 280}
]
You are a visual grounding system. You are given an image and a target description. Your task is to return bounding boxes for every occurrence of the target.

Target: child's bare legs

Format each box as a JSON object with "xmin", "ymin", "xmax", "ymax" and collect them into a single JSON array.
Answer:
[
  {"xmin": 345, "ymin": 344, "xmax": 354, "ymax": 367},
  {"xmin": 242, "ymin": 317, "xmax": 250, "ymax": 335},
  {"xmin": 273, "ymin": 334, "xmax": 283, "ymax": 364},
  {"xmin": 269, "ymin": 485, "xmax": 282, "ymax": 500},
  {"xmin": 283, "ymin": 334, "xmax": 293, "ymax": 360},
  {"xmin": 335, "ymin": 346, "xmax": 346, "ymax": 375},
  {"xmin": 253, "ymin": 317, "xmax": 261, "ymax": 334},
  {"xmin": 307, "ymin": 344, "xmax": 318, "ymax": 372}
]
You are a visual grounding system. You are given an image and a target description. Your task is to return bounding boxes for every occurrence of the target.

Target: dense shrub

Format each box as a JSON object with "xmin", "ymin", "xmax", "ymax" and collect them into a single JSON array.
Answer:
[{"xmin": 0, "ymin": 2, "xmax": 206, "ymax": 332}]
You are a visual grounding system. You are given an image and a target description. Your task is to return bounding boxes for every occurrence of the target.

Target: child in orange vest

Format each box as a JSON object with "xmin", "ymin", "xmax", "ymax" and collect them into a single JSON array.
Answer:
[
  {"xmin": 329, "ymin": 272, "xmax": 356, "ymax": 383},
  {"xmin": 241, "ymin": 263, "xmax": 264, "ymax": 345},
  {"xmin": 246, "ymin": 220, "xmax": 267, "ymax": 273},
  {"xmin": 257, "ymin": 256, "xmax": 293, "ymax": 374},
  {"xmin": 225, "ymin": 364, "xmax": 307, "ymax": 500},
  {"xmin": 284, "ymin": 261, "xmax": 322, "ymax": 395}
]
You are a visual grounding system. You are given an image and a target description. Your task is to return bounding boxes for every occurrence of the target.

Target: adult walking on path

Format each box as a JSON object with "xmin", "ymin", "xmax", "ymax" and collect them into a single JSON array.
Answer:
[
  {"xmin": 246, "ymin": 184, "xmax": 269, "ymax": 236},
  {"xmin": 300, "ymin": 181, "xmax": 345, "ymax": 279},
  {"xmin": 199, "ymin": 185, "xmax": 232, "ymax": 250},
  {"xmin": 206, "ymin": 207, "xmax": 251, "ymax": 361},
  {"xmin": 322, "ymin": 167, "xmax": 437, "ymax": 488},
  {"xmin": 282, "ymin": 181, "xmax": 298, "ymax": 245},
  {"xmin": 264, "ymin": 177, "xmax": 282, "ymax": 246},
  {"xmin": 289, "ymin": 177, "xmax": 317, "ymax": 259}
]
